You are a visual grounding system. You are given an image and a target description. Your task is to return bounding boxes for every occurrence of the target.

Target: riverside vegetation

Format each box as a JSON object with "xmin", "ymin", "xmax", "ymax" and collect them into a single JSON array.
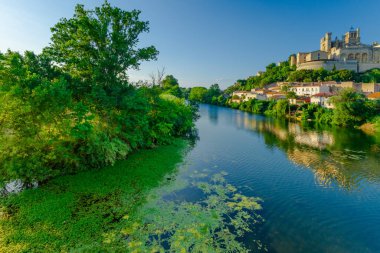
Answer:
[
  {"xmin": 187, "ymin": 61, "xmax": 380, "ymax": 131},
  {"xmin": 0, "ymin": 2, "xmax": 197, "ymax": 189},
  {"xmin": 0, "ymin": 140, "xmax": 264, "ymax": 252},
  {"xmin": 0, "ymin": 2, "xmax": 265, "ymax": 252}
]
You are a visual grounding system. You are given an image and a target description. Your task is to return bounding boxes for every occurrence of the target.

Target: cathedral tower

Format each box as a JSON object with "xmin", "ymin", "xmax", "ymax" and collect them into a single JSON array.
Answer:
[{"xmin": 344, "ymin": 27, "xmax": 361, "ymax": 46}]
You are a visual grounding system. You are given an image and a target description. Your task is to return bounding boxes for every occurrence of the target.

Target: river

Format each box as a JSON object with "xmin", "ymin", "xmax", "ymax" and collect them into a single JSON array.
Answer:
[{"xmin": 158, "ymin": 104, "xmax": 380, "ymax": 253}]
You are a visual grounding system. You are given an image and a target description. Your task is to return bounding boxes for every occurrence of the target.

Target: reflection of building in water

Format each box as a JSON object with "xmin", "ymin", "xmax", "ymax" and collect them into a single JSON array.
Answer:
[
  {"xmin": 234, "ymin": 113, "xmax": 335, "ymax": 150},
  {"xmin": 288, "ymin": 123, "xmax": 334, "ymax": 149},
  {"xmin": 287, "ymin": 146, "xmax": 380, "ymax": 190},
  {"xmin": 287, "ymin": 148, "xmax": 352, "ymax": 188},
  {"xmin": 231, "ymin": 109, "xmax": 380, "ymax": 190}
]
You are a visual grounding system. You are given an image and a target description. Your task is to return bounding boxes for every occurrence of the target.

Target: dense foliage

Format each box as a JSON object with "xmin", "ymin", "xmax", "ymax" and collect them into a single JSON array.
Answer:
[
  {"xmin": 0, "ymin": 2, "xmax": 196, "ymax": 188},
  {"xmin": 330, "ymin": 88, "xmax": 378, "ymax": 126},
  {"xmin": 161, "ymin": 75, "xmax": 182, "ymax": 97},
  {"xmin": 227, "ymin": 90, "xmax": 379, "ymax": 128},
  {"xmin": 188, "ymin": 84, "xmax": 227, "ymax": 105},
  {"xmin": 224, "ymin": 59, "xmax": 380, "ymax": 93}
]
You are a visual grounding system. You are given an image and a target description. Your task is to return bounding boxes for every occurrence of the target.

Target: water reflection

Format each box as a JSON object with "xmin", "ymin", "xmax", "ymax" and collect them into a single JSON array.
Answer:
[
  {"xmin": 208, "ymin": 105, "xmax": 219, "ymax": 125},
  {"xmin": 222, "ymin": 107, "xmax": 380, "ymax": 190}
]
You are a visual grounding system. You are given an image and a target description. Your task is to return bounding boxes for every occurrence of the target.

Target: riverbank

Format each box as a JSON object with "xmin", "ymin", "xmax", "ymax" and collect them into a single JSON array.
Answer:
[
  {"xmin": 0, "ymin": 140, "xmax": 188, "ymax": 252},
  {"xmin": 224, "ymin": 96, "xmax": 380, "ymax": 136}
]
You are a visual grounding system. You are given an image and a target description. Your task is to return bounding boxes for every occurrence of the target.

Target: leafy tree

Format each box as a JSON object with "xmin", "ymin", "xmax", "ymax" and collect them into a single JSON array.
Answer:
[
  {"xmin": 161, "ymin": 75, "xmax": 182, "ymax": 97},
  {"xmin": 189, "ymin": 87, "xmax": 208, "ymax": 102},
  {"xmin": 205, "ymin": 83, "xmax": 222, "ymax": 103},
  {"xmin": 44, "ymin": 1, "xmax": 158, "ymax": 91},
  {"xmin": 315, "ymin": 107, "xmax": 333, "ymax": 124},
  {"xmin": 180, "ymin": 87, "xmax": 191, "ymax": 99},
  {"xmin": 217, "ymin": 95, "xmax": 227, "ymax": 105},
  {"xmin": 286, "ymin": 91, "xmax": 297, "ymax": 99},
  {"xmin": 161, "ymin": 75, "xmax": 179, "ymax": 89},
  {"xmin": 358, "ymin": 69, "xmax": 380, "ymax": 83},
  {"xmin": 330, "ymin": 88, "xmax": 372, "ymax": 126},
  {"xmin": 300, "ymin": 103, "xmax": 319, "ymax": 121},
  {"xmin": 265, "ymin": 99, "xmax": 289, "ymax": 117}
]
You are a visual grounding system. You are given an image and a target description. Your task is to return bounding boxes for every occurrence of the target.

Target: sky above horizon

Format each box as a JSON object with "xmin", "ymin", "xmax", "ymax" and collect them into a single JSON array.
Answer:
[{"xmin": 1, "ymin": 0, "xmax": 380, "ymax": 88}]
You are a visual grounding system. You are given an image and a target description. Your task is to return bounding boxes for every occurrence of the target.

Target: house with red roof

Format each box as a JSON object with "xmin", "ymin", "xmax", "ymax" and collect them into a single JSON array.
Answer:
[{"xmin": 367, "ymin": 92, "xmax": 380, "ymax": 100}]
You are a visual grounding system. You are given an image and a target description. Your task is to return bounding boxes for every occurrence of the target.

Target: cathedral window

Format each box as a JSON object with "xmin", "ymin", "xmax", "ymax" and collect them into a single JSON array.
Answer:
[{"xmin": 362, "ymin": 53, "xmax": 368, "ymax": 62}]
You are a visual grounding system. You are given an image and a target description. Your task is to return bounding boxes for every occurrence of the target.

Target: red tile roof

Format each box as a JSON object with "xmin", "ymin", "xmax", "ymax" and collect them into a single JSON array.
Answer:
[
  {"xmin": 312, "ymin": 92, "xmax": 334, "ymax": 98},
  {"xmin": 368, "ymin": 92, "xmax": 380, "ymax": 99}
]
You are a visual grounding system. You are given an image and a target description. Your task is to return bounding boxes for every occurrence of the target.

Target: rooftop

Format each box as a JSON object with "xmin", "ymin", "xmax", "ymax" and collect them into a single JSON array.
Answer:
[
  {"xmin": 312, "ymin": 92, "xmax": 334, "ymax": 97},
  {"xmin": 368, "ymin": 92, "xmax": 380, "ymax": 99}
]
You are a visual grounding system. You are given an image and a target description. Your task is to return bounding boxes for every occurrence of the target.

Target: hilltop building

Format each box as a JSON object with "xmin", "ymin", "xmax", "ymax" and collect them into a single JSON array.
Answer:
[{"xmin": 293, "ymin": 27, "xmax": 380, "ymax": 72}]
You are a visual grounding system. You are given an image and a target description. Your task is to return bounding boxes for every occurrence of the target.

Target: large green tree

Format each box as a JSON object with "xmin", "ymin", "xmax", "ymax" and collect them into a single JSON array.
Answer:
[
  {"xmin": 45, "ymin": 1, "xmax": 158, "ymax": 91},
  {"xmin": 189, "ymin": 87, "xmax": 208, "ymax": 102},
  {"xmin": 161, "ymin": 75, "xmax": 182, "ymax": 97},
  {"xmin": 330, "ymin": 88, "xmax": 375, "ymax": 126},
  {"xmin": 205, "ymin": 83, "xmax": 222, "ymax": 102},
  {"xmin": 161, "ymin": 75, "xmax": 179, "ymax": 89}
]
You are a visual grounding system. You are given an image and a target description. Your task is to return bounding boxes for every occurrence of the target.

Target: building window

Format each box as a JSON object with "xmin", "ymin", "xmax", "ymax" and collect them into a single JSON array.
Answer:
[
  {"xmin": 355, "ymin": 53, "xmax": 361, "ymax": 61},
  {"xmin": 362, "ymin": 53, "xmax": 368, "ymax": 62}
]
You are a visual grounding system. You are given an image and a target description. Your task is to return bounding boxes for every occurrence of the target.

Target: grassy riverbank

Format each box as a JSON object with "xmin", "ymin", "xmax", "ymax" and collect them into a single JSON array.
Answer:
[{"xmin": 0, "ymin": 140, "xmax": 188, "ymax": 252}]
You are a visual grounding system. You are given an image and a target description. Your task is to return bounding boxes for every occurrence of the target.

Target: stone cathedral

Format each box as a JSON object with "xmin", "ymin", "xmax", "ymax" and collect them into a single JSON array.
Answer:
[{"xmin": 291, "ymin": 27, "xmax": 380, "ymax": 72}]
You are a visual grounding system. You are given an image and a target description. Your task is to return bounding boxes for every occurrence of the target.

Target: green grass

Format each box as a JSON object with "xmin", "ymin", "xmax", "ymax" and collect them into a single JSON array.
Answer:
[{"xmin": 0, "ymin": 139, "xmax": 188, "ymax": 252}]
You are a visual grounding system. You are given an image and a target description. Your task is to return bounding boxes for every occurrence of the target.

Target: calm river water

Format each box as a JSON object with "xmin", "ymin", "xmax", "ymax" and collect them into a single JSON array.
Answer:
[{"xmin": 165, "ymin": 104, "xmax": 380, "ymax": 253}]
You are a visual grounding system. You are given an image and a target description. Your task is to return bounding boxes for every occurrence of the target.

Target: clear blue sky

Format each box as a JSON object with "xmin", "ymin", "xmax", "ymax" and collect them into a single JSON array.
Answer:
[{"xmin": 1, "ymin": 0, "xmax": 380, "ymax": 88}]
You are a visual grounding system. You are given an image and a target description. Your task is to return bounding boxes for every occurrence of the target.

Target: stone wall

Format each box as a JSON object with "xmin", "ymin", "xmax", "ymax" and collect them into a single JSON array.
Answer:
[
  {"xmin": 297, "ymin": 60, "xmax": 358, "ymax": 72},
  {"xmin": 359, "ymin": 63, "xmax": 380, "ymax": 72},
  {"xmin": 361, "ymin": 83, "xmax": 380, "ymax": 93}
]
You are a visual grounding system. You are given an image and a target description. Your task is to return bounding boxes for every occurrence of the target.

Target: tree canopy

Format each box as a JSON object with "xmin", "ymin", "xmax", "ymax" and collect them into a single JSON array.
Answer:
[
  {"xmin": 189, "ymin": 87, "xmax": 208, "ymax": 102},
  {"xmin": 45, "ymin": 1, "xmax": 158, "ymax": 90},
  {"xmin": 161, "ymin": 75, "xmax": 182, "ymax": 97},
  {"xmin": 0, "ymin": 2, "xmax": 196, "ymax": 188}
]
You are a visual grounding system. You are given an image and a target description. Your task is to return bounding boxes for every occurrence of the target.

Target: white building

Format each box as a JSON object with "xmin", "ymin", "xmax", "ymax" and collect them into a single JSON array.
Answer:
[
  {"xmin": 311, "ymin": 92, "xmax": 334, "ymax": 108},
  {"xmin": 244, "ymin": 93, "xmax": 267, "ymax": 101},
  {"xmin": 232, "ymin": 91, "xmax": 267, "ymax": 102},
  {"xmin": 289, "ymin": 85, "xmax": 330, "ymax": 96}
]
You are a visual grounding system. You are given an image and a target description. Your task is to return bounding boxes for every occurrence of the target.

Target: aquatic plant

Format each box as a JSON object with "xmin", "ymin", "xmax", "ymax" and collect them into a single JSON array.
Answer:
[{"xmin": 123, "ymin": 173, "xmax": 265, "ymax": 252}]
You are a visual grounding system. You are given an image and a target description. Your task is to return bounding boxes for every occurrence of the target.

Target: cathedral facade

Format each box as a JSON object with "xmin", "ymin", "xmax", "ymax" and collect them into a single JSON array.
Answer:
[{"xmin": 292, "ymin": 28, "xmax": 380, "ymax": 72}]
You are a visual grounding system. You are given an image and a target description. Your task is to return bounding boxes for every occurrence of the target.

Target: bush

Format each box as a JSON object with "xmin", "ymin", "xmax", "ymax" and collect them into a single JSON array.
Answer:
[{"xmin": 0, "ymin": 2, "xmax": 197, "ymax": 187}]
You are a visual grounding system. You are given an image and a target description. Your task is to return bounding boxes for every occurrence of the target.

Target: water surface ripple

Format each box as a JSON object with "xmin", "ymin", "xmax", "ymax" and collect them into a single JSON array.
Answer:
[{"xmin": 176, "ymin": 104, "xmax": 380, "ymax": 253}]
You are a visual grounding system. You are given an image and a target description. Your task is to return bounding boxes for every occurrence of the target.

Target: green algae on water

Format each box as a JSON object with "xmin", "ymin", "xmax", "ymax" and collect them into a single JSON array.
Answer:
[{"xmin": 123, "ymin": 172, "xmax": 266, "ymax": 252}]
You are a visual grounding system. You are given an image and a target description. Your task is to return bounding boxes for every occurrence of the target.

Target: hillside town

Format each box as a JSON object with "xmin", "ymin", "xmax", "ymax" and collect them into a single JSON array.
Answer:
[
  {"xmin": 229, "ymin": 28, "xmax": 380, "ymax": 109},
  {"xmin": 231, "ymin": 81, "xmax": 380, "ymax": 108}
]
